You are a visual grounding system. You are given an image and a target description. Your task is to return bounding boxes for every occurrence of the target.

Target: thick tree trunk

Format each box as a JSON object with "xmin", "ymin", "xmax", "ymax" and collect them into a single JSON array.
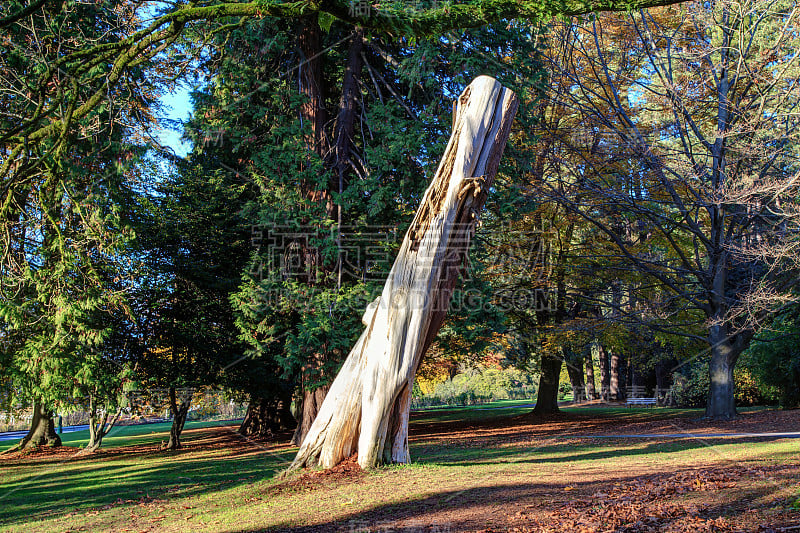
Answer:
[
  {"xmin": 534, "ymin": 354, "xmax": 563, "ymax": 414},
  {"xmin": 287, "ymin": 77, "xmax": 518, "ymax": 471},
  {"xmin": 705, "ymin": 325, "xmax": 746, "ymax": 419},
  {"xmin": 165, "ymin": 387, "xmax": 191, "ymax": 450},
  {"xmin": 239, "ymin": 394, "xmax": 296, "ymax": 438},
  {"xmin": 291, "ymin": 386, "xmax": 327, "ymax": 445},
  {"xmin": 298, "ymin": 16, "xmax": 328, "ymax": 160},
  {"xmin": 293, "ymin": 25, "xmax": 363, "ymax": 429},
  {"xmin": 3, "ymin": 402, "xmax": 61, "ymax": 453},
  {"xmin": 584, "ymin": 350, "xmax": 596, "ymax": 400}
]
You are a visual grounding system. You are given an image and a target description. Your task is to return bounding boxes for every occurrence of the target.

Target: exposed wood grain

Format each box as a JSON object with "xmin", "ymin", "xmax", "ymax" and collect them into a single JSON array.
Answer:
[{"xmin": 288, "ymin": 76, "xmax": 519, "ymax": 472}]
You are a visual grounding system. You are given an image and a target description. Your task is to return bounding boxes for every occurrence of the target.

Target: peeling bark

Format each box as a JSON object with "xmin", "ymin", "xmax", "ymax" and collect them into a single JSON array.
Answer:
[{"xmin": 287, "ymin": 76, "xmax": 518, "ymax": 471}]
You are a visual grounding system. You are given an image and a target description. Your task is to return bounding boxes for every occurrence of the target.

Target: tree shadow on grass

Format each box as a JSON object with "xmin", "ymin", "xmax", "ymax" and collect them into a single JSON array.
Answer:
[
  {"xmin": 1, "ymin": 425, "xmax": 291, "ymax": 469},
  {"xmin": 413, "ymin": 435, "xmax": 799, "ymax": 468},
  {"xmin": 0, "ymin": 428, "xmax": 296, "ymax": 528},
  {"xmin": 253, "ymin": 464, "xmax": 799, "ymax": 532}
]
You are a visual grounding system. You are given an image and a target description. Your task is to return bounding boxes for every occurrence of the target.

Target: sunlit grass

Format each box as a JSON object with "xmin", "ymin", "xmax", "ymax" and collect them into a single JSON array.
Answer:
[{"xmin": 1, "ymin": 403, "xmax": 796, "ymax": 532}]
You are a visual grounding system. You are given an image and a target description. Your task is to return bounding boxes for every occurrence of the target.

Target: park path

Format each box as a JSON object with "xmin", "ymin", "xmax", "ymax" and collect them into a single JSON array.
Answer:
[{"xmin": 566, "ymin": 431, "xmax": 800, "ymax": 439}]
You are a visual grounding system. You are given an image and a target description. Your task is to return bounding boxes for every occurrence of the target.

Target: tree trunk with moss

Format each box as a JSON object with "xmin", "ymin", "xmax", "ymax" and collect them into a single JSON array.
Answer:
[{"xmin": 287, "ymin": 76, "xmax": 518, "ymax": 471}]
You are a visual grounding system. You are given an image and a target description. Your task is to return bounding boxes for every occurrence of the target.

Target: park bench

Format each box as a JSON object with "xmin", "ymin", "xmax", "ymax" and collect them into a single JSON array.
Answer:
[{"xmin": 626, "ymin": 397, "xmax": 657, "ymax": 407}]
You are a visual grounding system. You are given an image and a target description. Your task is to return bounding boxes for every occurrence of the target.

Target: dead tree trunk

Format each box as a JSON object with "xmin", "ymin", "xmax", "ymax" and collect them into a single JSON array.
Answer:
[{"xmin": 288, "ymin": 76, "xmax": 518, "ymax": 471}]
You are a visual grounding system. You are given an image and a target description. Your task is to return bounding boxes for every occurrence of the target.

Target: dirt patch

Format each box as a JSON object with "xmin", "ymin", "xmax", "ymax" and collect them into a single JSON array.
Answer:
[{"xmin": 555, "ymin": 406, "xmax": 800, "ymax": 436}]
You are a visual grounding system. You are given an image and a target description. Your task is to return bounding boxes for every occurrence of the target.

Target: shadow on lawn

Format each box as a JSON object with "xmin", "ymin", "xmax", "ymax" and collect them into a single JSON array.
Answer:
[
  {"xmin": 0, "ymin": 429, "xmax": 295, "ymax": 528},
  {"xmin": 257, "ymin": 465, "xmax": 797, "ymax": 532},
  {"xmin": 414, "ymin": 435, "xmax": 791, "ymax": 467},
  {"xmin": 407, "ymin": 409, "xmax": 703, "ymax": 447}
]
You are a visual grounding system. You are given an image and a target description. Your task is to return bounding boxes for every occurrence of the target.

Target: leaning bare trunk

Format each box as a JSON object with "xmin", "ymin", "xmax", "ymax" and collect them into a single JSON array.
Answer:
[
  {"xmin": 534, "ymin": 354, "xmax": 562, "ymax": 414},
  {"xmin": 287, "ymin": 77, "xmax": 518, "ymax": 472}
]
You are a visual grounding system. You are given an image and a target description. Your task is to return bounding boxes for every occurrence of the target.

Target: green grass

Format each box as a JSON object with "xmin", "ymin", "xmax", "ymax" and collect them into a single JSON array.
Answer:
[
  {"xmin": 0, "ymin": 419, "xmax": 294, "ymax": 531},
  {"xmin": 0, "ymin": 418, "xmax": 242, "ymax": 452},
  {"xmin": 1, "ymin": 403, "xmax": 797, "ymax": 532}
]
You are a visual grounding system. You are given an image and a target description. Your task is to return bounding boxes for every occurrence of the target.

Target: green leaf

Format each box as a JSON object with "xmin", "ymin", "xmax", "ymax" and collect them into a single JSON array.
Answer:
[{"xmin": 318, "ymin": 12, "xmax": 335, "ymax": 33}]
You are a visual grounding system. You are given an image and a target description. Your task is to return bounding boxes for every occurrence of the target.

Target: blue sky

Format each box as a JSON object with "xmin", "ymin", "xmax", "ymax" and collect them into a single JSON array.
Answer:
[{"xmin": 157, "ymin": 86, "xmax": 193, "ymax": 157}]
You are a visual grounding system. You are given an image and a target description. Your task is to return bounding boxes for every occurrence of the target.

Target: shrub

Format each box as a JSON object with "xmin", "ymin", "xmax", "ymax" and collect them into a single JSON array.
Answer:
[
  {"xmin": 411, "ymin": 366, "xmax": 537, "ymax": 409},
  {"xmin": 557, "ymin": 382, "xmax": 572, "ymax": 401},
  {"xmin": 672, "ymin": 363, "xmax": 709, "ymax": 408},
  {"xmin": 672, "ymin": 361, "xmax": 778, "ymax": 408}
]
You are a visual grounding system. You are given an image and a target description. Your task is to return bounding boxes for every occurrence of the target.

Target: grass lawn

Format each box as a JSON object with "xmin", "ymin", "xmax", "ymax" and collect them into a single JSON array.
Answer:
[
  {"xmin": 0, "ymin": 418, "xmax": 245, "ymax": 453},
  {"xmin": 1, "ymin": 402, "xmax": 798, "ymax": 532}
]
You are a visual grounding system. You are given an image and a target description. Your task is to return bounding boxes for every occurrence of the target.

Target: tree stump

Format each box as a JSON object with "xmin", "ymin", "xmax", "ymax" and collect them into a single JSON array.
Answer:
[{"xmin": 288, "ymin": 76, "xmax": 519, "ymax": 471}]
